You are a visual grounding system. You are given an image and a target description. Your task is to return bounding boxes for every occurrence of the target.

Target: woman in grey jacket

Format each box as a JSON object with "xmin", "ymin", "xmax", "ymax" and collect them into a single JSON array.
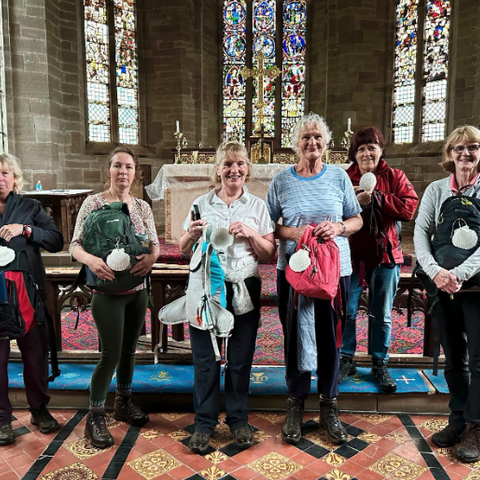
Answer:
[{"xmin": 414, "ymin": 125, "xmax": 480, "ymax": 463}]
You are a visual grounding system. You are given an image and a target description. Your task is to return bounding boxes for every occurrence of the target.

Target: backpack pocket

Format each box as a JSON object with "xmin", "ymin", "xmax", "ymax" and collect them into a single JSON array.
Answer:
[{"xmin": 0, "ymin": 280, "xmax": 26, "ymax": 339}]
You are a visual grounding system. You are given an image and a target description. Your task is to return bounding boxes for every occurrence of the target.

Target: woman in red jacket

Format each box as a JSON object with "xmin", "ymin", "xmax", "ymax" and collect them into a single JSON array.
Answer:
[{"xmin": 338, "ymin": 126, "xmax": 419, "ymax": 392}]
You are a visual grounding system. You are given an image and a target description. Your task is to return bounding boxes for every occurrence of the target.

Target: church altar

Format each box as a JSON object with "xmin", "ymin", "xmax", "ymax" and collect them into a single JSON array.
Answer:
[
  {"xmin": 146, "ymin": 164, "xmax": 292, "ymax": 243},
  {"xmin": 146, "ymin": 162, "xmax": 350, "ymax": 243}
]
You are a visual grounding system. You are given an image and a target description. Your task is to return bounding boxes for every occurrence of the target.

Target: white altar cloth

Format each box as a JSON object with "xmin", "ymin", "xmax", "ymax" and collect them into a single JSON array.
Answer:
[{"xmin": 146, "ymin": 164, "xmax": 291, "ymax": 243}]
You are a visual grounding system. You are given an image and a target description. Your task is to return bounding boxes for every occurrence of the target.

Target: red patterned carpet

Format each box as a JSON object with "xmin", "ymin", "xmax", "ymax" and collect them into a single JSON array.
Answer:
[{"xmin": 61, "ymin": 239, "xmax": 423, "ymax": 361}]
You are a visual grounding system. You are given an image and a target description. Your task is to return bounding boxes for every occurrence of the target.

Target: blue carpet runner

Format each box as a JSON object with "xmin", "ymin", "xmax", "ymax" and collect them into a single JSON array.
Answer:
[
  {"xmin": 423, "ymin": 369, "xmax": 449, "ymax": 394},
  {"xmin": 7, "ymin": 363, "xmax": 447, "ymax": 395}
]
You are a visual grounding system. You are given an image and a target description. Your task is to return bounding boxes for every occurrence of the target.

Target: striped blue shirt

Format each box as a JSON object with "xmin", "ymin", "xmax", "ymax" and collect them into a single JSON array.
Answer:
[{"xmin": 266, "ymin": 164, "xmax": 361, "ymax": 276}]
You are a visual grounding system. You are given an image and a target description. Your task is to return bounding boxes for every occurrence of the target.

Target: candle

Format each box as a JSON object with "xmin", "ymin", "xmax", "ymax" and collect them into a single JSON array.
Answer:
[
  {"xmin": 347, "ymin": 117, "xmax": 351, "ymax": 131},
  {"xmin": 176, "ymin": 120, "xmax": 180, "ymax": 133}
]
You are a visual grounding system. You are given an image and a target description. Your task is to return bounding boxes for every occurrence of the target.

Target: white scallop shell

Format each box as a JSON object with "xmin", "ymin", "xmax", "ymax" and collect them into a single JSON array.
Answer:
[
  {"xmin": 210, "ymin": 228, "xmax": 234, "ymax": 250},
  {"xmin": 0, "ymin": 246, "xmax": 15, "ymax": 267},
  {"xmin": 359, "ymin": 172, "xmax": 377, "ymax": 193},
  {"xmin": 106, "ymin": 248, "xmax": 131, "ymax": 271},
  {"xmin": 452, "ymin": 225, "xmax": 478, "ymax": 250},
  {"xmin": 289, "ymin": 248, "xmax": 311, "ymax": 272}
]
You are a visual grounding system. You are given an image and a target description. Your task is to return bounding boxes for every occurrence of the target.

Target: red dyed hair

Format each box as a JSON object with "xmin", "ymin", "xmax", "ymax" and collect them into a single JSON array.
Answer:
[{"xmin": 348, "ymin": 126, "xmax": 386, "ymax": 163}]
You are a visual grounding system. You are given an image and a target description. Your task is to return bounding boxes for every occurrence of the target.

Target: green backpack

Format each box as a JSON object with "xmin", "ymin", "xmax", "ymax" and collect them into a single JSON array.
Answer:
[{"xmin": 79, "ymin": 201, "xmax": 150, "ymax": 294}]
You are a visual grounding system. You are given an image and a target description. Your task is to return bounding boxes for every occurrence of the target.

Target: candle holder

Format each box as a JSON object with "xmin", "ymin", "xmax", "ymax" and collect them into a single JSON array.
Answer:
[
  {"xmin": 341, "ymin": 128, "xmax": 354, "ymax": 151},
  {"xmin": 174, "ymin": 131, "xmax": 184, "ymax": 164}
]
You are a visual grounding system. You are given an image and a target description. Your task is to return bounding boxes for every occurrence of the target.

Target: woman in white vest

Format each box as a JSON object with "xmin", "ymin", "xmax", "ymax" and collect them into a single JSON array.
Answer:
[{"xmin": 179, "ymin": 141, "xmax": 275, "ymax": 454}]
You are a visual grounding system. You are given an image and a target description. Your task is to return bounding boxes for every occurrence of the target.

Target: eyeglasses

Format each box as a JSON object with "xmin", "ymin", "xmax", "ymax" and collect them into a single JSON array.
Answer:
[{"xmin": 451, "ymin": 144, "xmax": 480, "ymax": 154}]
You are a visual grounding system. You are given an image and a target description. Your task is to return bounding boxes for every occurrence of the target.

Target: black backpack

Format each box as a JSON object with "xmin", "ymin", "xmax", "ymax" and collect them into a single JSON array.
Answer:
[
  {"xmin": 0, "ymin": 248, "xmax": 60, "ymax": 381},
  {"xmin": 78, "ymin": 201, "xmax": 150, "ymax": 294},
  {"xmin": 431, "ymin": 189, "xmax": 480, "ymax": 286}
]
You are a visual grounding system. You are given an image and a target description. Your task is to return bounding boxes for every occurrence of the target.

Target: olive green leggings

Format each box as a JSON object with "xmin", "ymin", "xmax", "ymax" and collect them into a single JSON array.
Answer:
[{"xmin": 89, "ymin": 289, "xmax": 148, "ymax": 405}]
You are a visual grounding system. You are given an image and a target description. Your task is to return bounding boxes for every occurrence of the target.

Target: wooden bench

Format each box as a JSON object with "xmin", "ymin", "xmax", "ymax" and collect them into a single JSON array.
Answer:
[{"xmin": 44, "ymin": 265, "xmax": 188, "ymax": 352}]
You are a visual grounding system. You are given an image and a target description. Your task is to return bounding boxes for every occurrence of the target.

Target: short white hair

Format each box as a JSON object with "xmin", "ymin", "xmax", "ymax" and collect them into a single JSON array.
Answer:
[{"xmin": 290, "ymin": 112, "xmax": 332, "ymax": 155}]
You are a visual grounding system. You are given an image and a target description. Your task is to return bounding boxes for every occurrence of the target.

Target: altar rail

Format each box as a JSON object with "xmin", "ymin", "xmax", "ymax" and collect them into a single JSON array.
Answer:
[{"xmin": 42, "ymin": 267, "xmax": 434, "ymax": 362}]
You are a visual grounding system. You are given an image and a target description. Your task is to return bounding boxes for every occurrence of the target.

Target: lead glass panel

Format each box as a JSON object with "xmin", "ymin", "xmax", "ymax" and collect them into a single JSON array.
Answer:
[
  {"xmin": 114, "ymin": 0, "xmax": 139, "ymax": 144},
  {"xmin": 84, "ymin": 0, "xmax": 111, "ymax": 142},
  {"xmin": 281, "ymin": 0, "xmax": 306, "ymax": 147},
  {"xmin": 421, "ymin": 0, "xmax": 450, "ymax": 142},
  {"xmin": 392, "ymin": 0, "xmax": 418, "ymax": 144},
  {"xmin": 252, "ymin": 0, "xmax": 276, "ymax": 136},
  {"xmin": 223, "ymin": 1, "xmax": 247, "ymax": 141}
]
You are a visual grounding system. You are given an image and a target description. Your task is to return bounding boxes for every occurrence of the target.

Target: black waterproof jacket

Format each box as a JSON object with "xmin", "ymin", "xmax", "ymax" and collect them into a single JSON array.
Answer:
[{"xmin": 0, "ymin": 192, "xmax": 64, "ymax": 291}]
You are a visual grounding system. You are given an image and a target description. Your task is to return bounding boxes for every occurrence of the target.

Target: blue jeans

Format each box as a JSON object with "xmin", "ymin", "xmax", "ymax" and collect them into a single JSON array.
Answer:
[{"xmin": 340, "ymin": 264, "xmax": 400, "ymax": 363}]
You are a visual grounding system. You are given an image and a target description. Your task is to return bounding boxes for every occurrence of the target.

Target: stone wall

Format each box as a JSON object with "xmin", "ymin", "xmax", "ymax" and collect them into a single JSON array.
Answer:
[{"xmin": 2, "ymin": 0, "xmax": 480, "ymax": 237}]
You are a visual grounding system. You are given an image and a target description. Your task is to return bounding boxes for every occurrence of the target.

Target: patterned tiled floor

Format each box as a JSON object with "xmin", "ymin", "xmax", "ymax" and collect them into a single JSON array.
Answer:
[{"xmin": 2, "ymin": 409, "xmax": 480, "ymax": 480}]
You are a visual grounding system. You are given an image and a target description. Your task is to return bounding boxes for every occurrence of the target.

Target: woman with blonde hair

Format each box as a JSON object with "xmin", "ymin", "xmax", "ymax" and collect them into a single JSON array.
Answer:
[
  {"xmin": 414, "ymin": 125, "xmax": 480, "ymax": 463},
  {"xmin": 0, "ymin": 154, "xmax": 63, "ymax": 446},
  {"xmin": 179, "ymin": 141, "xmax": 275, "ymax": 453}
]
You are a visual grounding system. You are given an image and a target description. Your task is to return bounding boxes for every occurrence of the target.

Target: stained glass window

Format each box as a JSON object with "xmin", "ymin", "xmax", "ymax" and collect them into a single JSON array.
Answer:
[
  {"xmin": 393, "ymin": 0, "xmax": 451, "ymax": 144},
  {"xmin": 84, "ymin": 0, "xmax": 139, "ymax": 144},
  {"xmin": 222, "ymin": 0, "xmax": 307, "ymax": 146},
  {"xmin": 114, "ymin": 0, "xmax": 139, "ymax": 145},
  {"xmin": 252, "ymin": 0, "xmax": 276, "ymax": 136},
  {"xmin": 84, "ymin": 0, "xmax": 111, "ymax": 143},
  {"xmin": 281, "ymin": 0, "xmax": 306, "ymax": 147},
  {"xmin": 393, "ymin": 0, "xmax": 418, "ymax": 144},
  {"xmin": 421, "ymin": 0, "xmax": 450, "ymax": 141},
  {"xmin": 223, "ymin": 0, "xmax": 247, "ymax": 141},
  {"xmin": 0, "ymin": 1, "xmax": 7, "ymax": 153}
]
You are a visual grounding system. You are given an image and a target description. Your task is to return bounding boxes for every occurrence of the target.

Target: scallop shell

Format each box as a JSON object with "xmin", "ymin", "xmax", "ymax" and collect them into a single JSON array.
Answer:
[
  {"xmin": 106, "ymin": 248, "xmax": 131, "ymax": 271},
  {"xmin": 452, "ymin": 225, "xmax": 478, "ymax": 250},
  {"xmin": 210, "ymin": 228, "xmax": 234, "ymax": 251},
  {"xmin": 359, "ymin": 172, "xmax": 377, "ymax": 193},
  {"xmin": 0, "ymin": 246, "xmax": 15, "ymax": 267},
  {"xmin": 289, "ymin": 248, "xmax": 311, "ymax": 272}
]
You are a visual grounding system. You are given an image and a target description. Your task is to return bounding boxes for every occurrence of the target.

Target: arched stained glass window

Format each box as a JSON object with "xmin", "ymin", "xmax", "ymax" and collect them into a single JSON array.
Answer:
[
  {"xmin": 281, "ymin": 0, "xmax": 306, "ymax": 147},
  {"xmin": 222, "ymin": 0, "xmax": 307, "ymax": 147},
  {"xmin": 392, "ymin": 0, "xmax": 418, "ymax": 144},
  {"xmin": 252, "ymin": 0, "xmax": 276, "ymax": 136},
  {"xmin": 421, "ymin": 0, "xmax": 450, "ymax": 142},
  {"xmin": 392, "ymin": 0, "xmax": 451, "ymax": 144},
  {"xmin": 84, "ymin": 0, "xmax": 139, "ymax": 145},
  {"xmin": 114, "ymin": 0, "xmax": 139, "ymax": 145},
  {"xmin": 222, "ymin": 0, "xmax": 247, "ymax": 142}
]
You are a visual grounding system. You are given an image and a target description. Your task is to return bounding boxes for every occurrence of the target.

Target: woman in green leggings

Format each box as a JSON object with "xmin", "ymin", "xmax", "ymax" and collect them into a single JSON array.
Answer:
[{"xmin": 70, "ymin": 147, "xmax": 160, "ymax": 449}]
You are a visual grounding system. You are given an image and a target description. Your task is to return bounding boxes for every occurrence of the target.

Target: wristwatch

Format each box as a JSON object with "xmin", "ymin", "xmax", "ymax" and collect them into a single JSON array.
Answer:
[
  {"xmin": 22, "ymin": 224, "xmax": 33, "ymax": 239},
  {"xmin": 339, "ymin": 222, "xmax": 346, "ymax": 236}
]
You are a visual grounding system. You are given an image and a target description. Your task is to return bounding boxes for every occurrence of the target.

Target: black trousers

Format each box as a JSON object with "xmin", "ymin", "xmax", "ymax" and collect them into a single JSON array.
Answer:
[
  {"xmin": 437, "ymin": 291, "xmax": 480, "ymax": 429},
  {"xmin": 0, "ymin": 321, "xmax": 50, "ymax": 425},
  {"xmin": 189, "ymin": 277, "xmax": 261, "ymax": 434},
  {"xmin": 277, "ymin": 269, "xmax": 350, "ymax": 401}
]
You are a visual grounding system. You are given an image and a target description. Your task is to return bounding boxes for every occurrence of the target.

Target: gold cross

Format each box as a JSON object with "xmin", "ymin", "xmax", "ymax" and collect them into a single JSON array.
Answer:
[{"xmin": 241, "ymin": 50, "xmax": 280, "ymax": 134}]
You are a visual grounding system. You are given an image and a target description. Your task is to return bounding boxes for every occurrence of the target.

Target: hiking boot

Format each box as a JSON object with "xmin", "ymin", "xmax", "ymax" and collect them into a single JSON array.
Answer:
[
  {"xmin": 281, "ymin": 397, "xmax": 304, "ymax": 444},
  {"xmin": 113, "ymin": 395, "xmax": 149, "ymax": 427},
  {"xmin": 432, "ymin": 424, "xmax": 464, "ymax": 448},
  {"xmin": 455, "ymin": 423, "xmax": 480, "ymax": 463},
  {"xmin": 84, "ymin": 412, "xmax": 114, "ymax": 449},
  {"xmin": 338, "ymin": 356, "xmax": 357, "ymax": 383},
  {"xmin": 319, "ymin": 396, "xmax": 347, "ymax": 445},
  {"xmin": 30, "ymin": 406, "xmax": 60, "ymax": 434},
  {"xmin": 189, "ymin": 431, "xmax": 211, "ymax": 454},
  {"xmin": 371, "ymin": 364, "xmax": 397, "ymax": 393},
  {"xmin": 0, "ymin": 424, "xmax": 15, "ymax": 446},
  {"xmin": 233, "ymin": 425, "xmax": 253, "ymax": 449}
]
